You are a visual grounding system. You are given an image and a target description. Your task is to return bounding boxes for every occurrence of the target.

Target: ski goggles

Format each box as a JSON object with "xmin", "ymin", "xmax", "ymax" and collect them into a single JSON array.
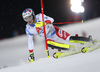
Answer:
[{"xmin": 23, "ymin": 15, "xmax": 33, "ymax": 22}]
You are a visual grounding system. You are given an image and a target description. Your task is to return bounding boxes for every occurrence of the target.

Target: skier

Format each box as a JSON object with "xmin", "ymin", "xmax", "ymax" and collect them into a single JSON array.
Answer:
[{"xmin": 22, "ymin": 8, "xmax": 92, "ymax": 62}]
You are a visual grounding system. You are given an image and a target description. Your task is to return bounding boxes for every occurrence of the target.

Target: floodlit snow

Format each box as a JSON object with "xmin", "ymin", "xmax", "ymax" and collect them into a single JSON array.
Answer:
[{"xmin": 0, "ymin": 18, "xmax": 100, "ymax": 72}]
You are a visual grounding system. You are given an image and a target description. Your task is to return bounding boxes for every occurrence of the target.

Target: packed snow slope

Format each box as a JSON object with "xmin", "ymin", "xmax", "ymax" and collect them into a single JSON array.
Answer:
[{"xmin": 0, "ymin": 18, "xmax": 100, "ymax": 72}]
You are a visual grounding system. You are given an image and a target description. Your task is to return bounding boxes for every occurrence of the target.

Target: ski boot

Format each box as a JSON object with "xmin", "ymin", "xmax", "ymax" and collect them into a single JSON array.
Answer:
[{"xmin": 28, "ymin": 52, "xmax": 35, "ymax": 62}]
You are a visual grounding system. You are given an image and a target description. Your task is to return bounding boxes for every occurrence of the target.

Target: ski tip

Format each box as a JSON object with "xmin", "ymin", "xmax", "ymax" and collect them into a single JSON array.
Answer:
[
  {"xmin": 53, "ymin": 52, "xmax": 58, "ymax": 59},
  {"xmin": 81, "ymin": 47, "xmax": 89, "ymax": 53}
]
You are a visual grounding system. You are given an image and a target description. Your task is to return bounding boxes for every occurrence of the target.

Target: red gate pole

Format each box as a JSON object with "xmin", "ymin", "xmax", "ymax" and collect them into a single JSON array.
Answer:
[
  {"xmin": 53, "ymin": 20, "xmax": 83, "ymax": 24},
  {"xmin": 40, "ymin": 0, "xmax": 49, "ymax": 58}
]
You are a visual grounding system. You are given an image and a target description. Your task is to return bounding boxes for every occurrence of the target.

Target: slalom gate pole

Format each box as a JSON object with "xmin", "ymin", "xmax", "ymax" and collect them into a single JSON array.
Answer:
[
  {"xmin": 40, "ymin": 0, "xmax": 49, "ymax": 58},
  {"xmin": 52, "ymin": 20, "xmax": 83, "ymax": 24}
]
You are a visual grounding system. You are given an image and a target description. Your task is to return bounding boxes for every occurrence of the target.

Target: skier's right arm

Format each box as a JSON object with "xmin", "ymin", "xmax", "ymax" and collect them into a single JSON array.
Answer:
[
  {"xmin": 27, "ymin": 34, "xmax": 35, "ymax": 62},
  {"xmin": 26, "ymin": 28, "xmax": 34, "ymax": 53},
  {"xmin": 27, "ymin": 34, "xmax": 34, "ymax": 53}
]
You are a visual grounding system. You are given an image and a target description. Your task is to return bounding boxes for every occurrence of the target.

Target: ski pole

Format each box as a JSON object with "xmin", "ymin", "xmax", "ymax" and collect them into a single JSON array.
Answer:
[{"xmin": 40, "ymin": 0, "xmax": 49, "ymax": 58}]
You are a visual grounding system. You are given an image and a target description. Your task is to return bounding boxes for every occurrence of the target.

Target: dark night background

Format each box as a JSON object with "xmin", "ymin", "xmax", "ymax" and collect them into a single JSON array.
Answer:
[{"xmin": 0, "ymin": 0, "xmax": 100, "ymax": 39}]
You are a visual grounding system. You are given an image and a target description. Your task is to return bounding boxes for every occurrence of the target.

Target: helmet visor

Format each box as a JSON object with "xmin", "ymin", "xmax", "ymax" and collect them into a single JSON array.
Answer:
[{"xmin": 23, "ymin": 15, "xmax": 33, "ymax": 22}]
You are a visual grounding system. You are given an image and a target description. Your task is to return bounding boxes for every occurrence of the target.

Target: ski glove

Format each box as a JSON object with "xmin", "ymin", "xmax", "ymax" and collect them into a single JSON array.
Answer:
[{"xmin": 28, "ymin": 52, "xmax": 35, "ymax": 62}]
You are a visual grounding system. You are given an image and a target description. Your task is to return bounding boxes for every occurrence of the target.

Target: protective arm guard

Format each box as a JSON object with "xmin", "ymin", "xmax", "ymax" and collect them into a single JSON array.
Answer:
[
  {"xmin": 47, "ymin": 41, "xmax": 70, "ymax": 50},
  {"xmin": 69, "ymin": 36, "xmax": 91, "ymax": 43}
]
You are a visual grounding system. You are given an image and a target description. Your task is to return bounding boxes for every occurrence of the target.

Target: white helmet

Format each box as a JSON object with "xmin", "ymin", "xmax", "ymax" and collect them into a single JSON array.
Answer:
[{"xmin": 22, "ymin": 8, "xmax": 35, "ymax": 22}]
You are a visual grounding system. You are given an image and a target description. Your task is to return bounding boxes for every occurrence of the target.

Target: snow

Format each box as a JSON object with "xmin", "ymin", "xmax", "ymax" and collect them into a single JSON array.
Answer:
[{"xmin": 0, "ymin": 18, "xmax": 100, "ymax": 72}]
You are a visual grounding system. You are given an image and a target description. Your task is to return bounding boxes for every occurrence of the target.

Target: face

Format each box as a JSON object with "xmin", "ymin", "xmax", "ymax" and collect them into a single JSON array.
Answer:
[
  {"xmin": 23, "ymin": 15, "xmax": 33, "ymax": 22},
  {"xmin": 28, "ymin": 19, "xmax": 34, "ymax": 24}
]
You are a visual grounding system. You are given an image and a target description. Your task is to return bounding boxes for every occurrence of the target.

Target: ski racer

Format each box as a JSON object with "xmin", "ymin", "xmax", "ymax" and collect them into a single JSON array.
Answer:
[{"xmin": 22, "ymin": 8, "xmax": 92, "ymax": 62}]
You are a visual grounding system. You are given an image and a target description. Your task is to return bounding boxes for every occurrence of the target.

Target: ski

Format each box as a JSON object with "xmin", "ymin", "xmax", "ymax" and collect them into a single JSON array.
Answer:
[
  {"xmin": 53, "ymin": 39, "xmax": 100, "ymax": 58},
  {"xmin": 81, "ymin": 39, "xmax": 100, "ymax": 53},
  {"xmin": 53, "ymin": 49, "xmax": 81, "ymax": 58},
  {"xmin": 48, "ymin": 35, "xmax": 94, "ymax": 51}
]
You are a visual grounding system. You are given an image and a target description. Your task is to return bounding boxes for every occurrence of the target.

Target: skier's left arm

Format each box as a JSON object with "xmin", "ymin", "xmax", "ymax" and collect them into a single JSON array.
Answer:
[{"xmin": 36, "ymin": 13, "xmax": 54, "ymax": 24}]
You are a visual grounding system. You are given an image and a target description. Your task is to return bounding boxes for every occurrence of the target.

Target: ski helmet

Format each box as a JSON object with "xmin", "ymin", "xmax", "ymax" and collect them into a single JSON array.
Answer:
[{"xmin": 22, "ymin": 8, "xmax": 35, "ymax": 22}]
